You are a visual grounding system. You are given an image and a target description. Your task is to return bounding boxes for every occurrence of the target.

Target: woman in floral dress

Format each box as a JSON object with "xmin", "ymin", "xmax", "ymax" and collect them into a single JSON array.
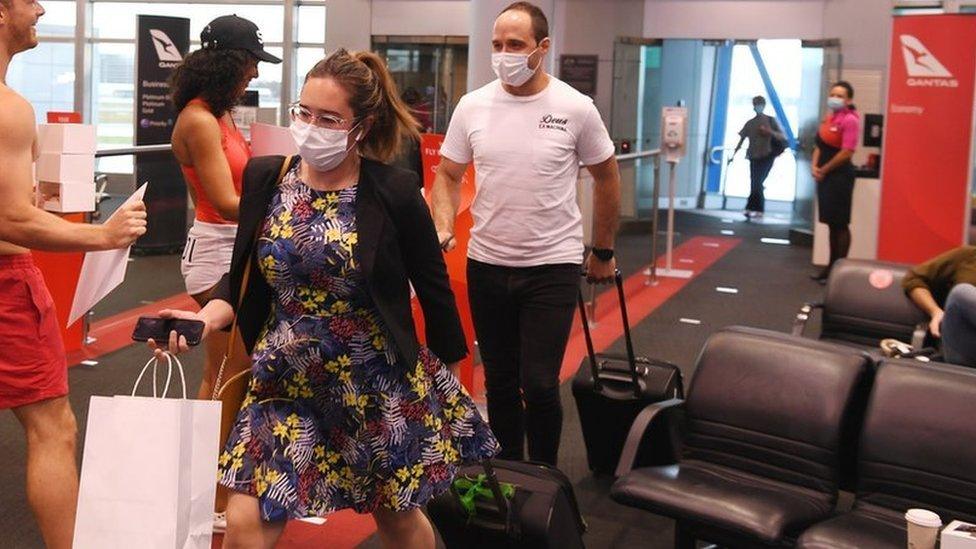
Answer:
[{"xmin": 152, "ymin": 49, "xmax": 498, "ymax": 549}]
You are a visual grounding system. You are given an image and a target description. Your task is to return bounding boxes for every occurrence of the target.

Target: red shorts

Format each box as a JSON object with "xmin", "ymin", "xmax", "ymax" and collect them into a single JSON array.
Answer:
[{"xmin": 0, "ymin": 254, "xmax": 68, "ymax": 409}]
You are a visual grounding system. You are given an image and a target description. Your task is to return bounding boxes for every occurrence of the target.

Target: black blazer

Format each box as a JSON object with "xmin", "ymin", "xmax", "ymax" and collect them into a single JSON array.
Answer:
[{"xmin": 211, "ymin": 155, "xmax": 468, "ymax": 367}]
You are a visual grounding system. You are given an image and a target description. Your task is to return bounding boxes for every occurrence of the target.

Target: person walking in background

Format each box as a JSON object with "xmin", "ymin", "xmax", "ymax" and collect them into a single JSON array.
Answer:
[
  {"xmin": 811, "ymin": 81, "xmax": 860, "ymax": 283},
  {"xmin": 0, "ymin": 1, "xmax": 147, "ymax": 546},
  {"xmin": 431, "ymin": 1, "xmax": 621, "ymax": 467},
  {"xmin": 903, "ymin": 245, "xmax": 976, "ymax": 367},
  {"xmin": 151, "ymin": 48, "xmax": 497, "ymax": 549},
  {"xmin": 729, "ymin": 95, "xmax": 786, "ymax": 219},
  {"xmin": 169, "ymin": 15, "xmax": 281, "ymax": 530}
]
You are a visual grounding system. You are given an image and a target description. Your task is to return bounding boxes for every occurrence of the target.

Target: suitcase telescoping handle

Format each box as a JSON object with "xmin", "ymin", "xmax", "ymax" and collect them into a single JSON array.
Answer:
[
  {"xmin": 481, "ymin": 461, "xmax": 510, "ymax": 515},
  {"xmin": 578, "ymin": 269, "xmax": 642, "ymax": 398}
]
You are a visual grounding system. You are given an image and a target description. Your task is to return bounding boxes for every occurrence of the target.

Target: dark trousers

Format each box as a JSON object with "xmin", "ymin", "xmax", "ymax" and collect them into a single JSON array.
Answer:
[
  {"xmin": 746, "ymin": 155, "xmax": 775, "ymax": 212},
  {"xmin": 467, "ymin": 259, "xmax": 580, "ymax": 466}
]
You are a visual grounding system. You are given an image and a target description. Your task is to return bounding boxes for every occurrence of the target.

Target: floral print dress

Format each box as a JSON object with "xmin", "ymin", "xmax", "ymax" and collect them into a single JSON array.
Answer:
[{"xmin": 217, "ymin": 164, "xmax": 498, "ymax": 521}]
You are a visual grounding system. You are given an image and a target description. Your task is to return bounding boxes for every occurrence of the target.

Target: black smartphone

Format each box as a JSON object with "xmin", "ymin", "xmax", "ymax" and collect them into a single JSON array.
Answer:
[{"xmin": 131, "ymin": 316, "xmax": 205, "ymax": 346}]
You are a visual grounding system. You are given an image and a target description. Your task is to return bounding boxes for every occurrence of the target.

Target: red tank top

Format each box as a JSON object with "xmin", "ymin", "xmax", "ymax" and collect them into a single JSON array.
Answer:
[{"xmin": 179, "ymin": 98, "xmax": 251, "ymax": 224}]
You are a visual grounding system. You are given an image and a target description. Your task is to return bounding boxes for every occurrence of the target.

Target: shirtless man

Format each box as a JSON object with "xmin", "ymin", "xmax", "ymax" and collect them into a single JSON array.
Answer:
[{"xmin": 0, "ymin": 1, "xmax": 147, "ymax": 546}]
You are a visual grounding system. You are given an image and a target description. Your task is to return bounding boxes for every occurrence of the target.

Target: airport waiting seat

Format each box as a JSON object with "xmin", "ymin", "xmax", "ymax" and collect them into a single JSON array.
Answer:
[
  {"xmin": 793, "ymin": 258, "xmax": 928, "ymax": 351},
  {"xmin": 611, "ymin": 327, "xmax": 872, "ymax": 548},
  {"xmin": 797, "ymin": 359, "xmax": 976, "ymax": 548}
]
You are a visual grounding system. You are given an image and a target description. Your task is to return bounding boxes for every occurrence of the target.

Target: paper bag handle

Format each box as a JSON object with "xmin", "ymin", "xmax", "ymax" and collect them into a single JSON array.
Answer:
[{"xmin": 133, "ymin": 352, "xmax": 187, "ymax": 399}]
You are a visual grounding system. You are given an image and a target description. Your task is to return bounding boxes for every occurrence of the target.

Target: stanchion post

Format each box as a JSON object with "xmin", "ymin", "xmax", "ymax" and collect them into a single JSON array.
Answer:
[
  {"xmin": 647, "ymin": 154, "xmax": 662, "ymax": 285},
  {"xmin": 665, "ymin": 159, "xmax": 677, "ymax": 272}
]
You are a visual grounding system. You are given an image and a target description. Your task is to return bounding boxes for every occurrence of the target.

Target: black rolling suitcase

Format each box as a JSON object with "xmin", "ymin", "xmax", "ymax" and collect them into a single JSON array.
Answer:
[
  {"xmin": 571, "ymin": 270, "xmax": 684, "ymax": 475},
  {"xmin": 427, "ymin": 460, "xmax": 586, "ymax": 549}
]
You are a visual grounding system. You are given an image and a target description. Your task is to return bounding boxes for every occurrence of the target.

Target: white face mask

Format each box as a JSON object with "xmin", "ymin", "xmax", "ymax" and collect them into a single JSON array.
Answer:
[
  {"xmin": 289, "ymin": 118, "xmax": 362, "ymax": 172},
  {"xmin": 491, "ymin": 47, "xmax": 542, "ymax": 87}
]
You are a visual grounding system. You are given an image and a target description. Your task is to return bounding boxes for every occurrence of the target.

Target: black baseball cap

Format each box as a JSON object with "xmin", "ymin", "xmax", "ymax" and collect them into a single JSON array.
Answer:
[{"xmin": 200, "ymin": 15, "xmax": 282, "ymax": 64}]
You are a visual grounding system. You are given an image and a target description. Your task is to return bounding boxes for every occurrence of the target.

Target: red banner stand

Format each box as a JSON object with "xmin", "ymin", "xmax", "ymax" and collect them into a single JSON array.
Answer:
[
  {"xmin": 411, "ymin": 134, "xmax": 479, "ymax": 395},
  {"xmin": 33, "ymin": 214, "xmax": 87, "ymax": 354},
  {"xmin": 878, "ymin": 15, "xmax": 976, "ymax": 263}
]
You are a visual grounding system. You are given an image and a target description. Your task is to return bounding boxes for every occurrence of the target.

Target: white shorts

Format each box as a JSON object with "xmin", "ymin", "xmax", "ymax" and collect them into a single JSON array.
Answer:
[{"xmin": 180, "ymin": 221, "xmax": 237, "ymax": 296}]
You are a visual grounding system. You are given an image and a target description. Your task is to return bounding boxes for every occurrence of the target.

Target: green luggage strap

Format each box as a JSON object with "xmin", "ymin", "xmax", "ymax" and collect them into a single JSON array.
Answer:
[{"xmin": 453, "ymin": 474, "xmax": 516, "ymax": 517}]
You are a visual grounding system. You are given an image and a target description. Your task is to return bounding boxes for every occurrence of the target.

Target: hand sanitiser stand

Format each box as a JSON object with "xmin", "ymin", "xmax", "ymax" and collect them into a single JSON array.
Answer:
[{"xmin": 657, "ymin": 106, "xmax": 693, "ymax": 279}]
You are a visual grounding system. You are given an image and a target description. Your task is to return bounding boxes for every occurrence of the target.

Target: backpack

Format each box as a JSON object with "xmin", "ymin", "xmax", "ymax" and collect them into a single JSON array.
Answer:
[{"xmin": 769, "ymin": 117, "xmax": 788, "ymax": 157}]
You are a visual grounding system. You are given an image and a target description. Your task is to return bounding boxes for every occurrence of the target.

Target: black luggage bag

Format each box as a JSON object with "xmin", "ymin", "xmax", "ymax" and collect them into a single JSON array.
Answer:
[
  {"xmin": 571, "ymin": 270, "xmax": 684, "ymax": 475},
  {"xmin": 427, "ymin": 459, "xmax": 586, "ymax": 549}
]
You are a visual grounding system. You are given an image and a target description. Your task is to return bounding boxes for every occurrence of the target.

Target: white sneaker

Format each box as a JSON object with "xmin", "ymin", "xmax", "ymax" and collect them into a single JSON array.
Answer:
[{"xmin": 213, "ymin": 511, "xmax": 227, "ymax": 534}]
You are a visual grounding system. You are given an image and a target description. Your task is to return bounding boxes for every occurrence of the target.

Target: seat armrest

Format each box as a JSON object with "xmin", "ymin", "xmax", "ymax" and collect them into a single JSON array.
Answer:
[
  {"xmin": 615, "ymin": 398, "xmax": 685, "ymax": 478},
  {"xmin": 792, "ymin": 302, "xmax": 824, "ymax": 337}
]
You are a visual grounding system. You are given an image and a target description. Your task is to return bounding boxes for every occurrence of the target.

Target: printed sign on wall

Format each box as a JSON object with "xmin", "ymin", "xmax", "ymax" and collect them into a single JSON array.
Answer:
[
  {"xmin": 559, "ymin": 55, "xmax": 598, "ymax": 97},
  {"xmin": 135, "ymin": 15, "xmax": 189, "ymax": 146},
  {"xmin": 878, "ymin": 15, "xmax": 976, "ymax": 263},
  {"xmin": 134, "ymin": 15, "xmax": 190, "ymax": 252}
]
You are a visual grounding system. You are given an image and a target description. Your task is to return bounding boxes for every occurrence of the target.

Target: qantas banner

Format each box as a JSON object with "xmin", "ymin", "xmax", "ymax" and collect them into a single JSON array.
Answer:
[
  {"xmin": 878, "ymin": 15, "xmax": 976, "ymax": 263},
  {"xmin": 135, "ymin": 15, "xmax": 189, "ymax": 146},
  {"xmin": 133, "ymin": 15, "xmax": 190, "ymax": 252},
  {"xmin": 416, "ymin": 134, "xmax": 479, "ymax": 393}
]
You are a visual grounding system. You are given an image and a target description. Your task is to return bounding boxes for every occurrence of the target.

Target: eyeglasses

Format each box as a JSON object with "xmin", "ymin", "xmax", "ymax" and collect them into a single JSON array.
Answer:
[{"xmin": 288, "ymin": 102, "xmax": 355, "ymax": 130}]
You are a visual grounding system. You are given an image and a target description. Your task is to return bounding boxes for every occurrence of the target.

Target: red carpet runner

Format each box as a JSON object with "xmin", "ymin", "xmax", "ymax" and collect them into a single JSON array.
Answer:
[{"xmin": 75, "ymin": 236, "xmax": 739, "ymax": 548}]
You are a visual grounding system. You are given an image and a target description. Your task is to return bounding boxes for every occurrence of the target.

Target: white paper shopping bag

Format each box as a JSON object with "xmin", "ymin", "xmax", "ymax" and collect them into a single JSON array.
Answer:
[{"xmin": 73, "ymin": 354, "xmax": 222, "ymax": 549}]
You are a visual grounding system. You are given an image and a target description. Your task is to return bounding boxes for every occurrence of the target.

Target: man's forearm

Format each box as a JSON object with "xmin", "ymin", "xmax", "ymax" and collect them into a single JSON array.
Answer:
[
  {"xmin": 591, "ymin": 176, "xmax": 620, "ymax": 249},
  {"xmin": 0, "ymin": 206, "xmax": 106, "ymax": 252},
  {"xmin": 733, "ymin": 137, "xmax": 745, "ymax": 155},
  {"xmin": 430, "ymin": 172, "xmax": 462, "ymax": 236},
  {"xmin": 910, "ymin": 287, "xmax": 943, "ymax": 318}
]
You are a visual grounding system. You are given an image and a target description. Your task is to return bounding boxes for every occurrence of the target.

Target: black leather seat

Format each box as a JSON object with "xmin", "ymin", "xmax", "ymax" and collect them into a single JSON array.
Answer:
[
  {"xmin": 793, "ymin": 259, "xmax": 928, "ymax": 350},
  {"xmin": 611, "ymin": 327, "xmax": 871, "ymax": 547},
  {"xmin": 797, "ymin": 359, "xmax": 976, "ymax": 548}
]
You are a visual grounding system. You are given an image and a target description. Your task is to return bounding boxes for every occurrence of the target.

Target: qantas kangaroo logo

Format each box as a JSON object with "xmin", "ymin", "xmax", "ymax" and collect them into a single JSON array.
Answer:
[
  {"xmin": 149, "ymin": 29, "xmax": 183, "ymax": 63},
  {"xmin": 900, "ymin": 35, "xmax": 958, "ymax": 88}
]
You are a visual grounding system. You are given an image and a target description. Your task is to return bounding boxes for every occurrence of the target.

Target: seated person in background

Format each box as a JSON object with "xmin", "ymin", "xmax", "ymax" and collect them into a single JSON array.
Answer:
[{"xmin": 903, "ymin": 245, "xmax": 976, "ymax": 367}]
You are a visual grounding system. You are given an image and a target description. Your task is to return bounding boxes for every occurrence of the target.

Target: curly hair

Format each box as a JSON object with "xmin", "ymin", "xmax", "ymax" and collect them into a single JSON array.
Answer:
[{"xmin": 169, "ymin": 49, "xmax": 251, "ymax": 116}]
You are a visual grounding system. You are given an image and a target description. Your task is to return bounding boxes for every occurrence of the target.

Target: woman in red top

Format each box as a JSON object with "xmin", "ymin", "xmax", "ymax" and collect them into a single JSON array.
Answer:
[
  {"xmin": 169, "ymin": 14, "xmax": 280, "ymax": 528},
  {"xmin": 812, "ymin": 81, "xmax": 860, "ymax": 282}
]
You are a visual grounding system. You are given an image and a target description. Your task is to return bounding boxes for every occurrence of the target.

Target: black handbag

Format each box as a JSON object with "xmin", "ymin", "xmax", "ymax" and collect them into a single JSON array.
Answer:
[{"xmin": 770, "ymin": 117, "xmax": 788, "ymax": 157}]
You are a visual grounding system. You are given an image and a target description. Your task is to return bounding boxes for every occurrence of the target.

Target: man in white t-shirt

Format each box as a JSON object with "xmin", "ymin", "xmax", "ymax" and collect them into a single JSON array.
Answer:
[{"xmin": 431, "ymin": 1, "xmax": 620, "ymax": 466}]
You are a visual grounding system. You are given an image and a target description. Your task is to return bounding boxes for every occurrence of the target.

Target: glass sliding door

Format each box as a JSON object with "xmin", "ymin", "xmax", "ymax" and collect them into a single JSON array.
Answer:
[
  {"xmin": 609, "ymin": 36, "xmax": 841, "ymax": 220},
  {"xmin": 610, "ymin": 38, "xmax": 662, "ymax": 217},
  {"xmin": 372, "ymin": 36, "xmax": 469, "ymax": 134},
  {"xmin": 718, "ymin": 40, "xmax": 803, "ymax": 205},
  {"xmin": 793, "ymin": 40, "xmax": 839, "ymax": 228}
]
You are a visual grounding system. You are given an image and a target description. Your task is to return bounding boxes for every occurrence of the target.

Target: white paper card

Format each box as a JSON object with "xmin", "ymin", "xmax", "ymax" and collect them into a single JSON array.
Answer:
[{"xmin": 68, "ymin": 184, "xmax": 147, "ymax": 326}]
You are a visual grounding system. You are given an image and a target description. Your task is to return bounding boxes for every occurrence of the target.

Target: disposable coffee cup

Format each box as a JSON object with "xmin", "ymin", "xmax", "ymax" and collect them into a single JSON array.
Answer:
[{"xmin": 905, "ymin": 508, "xmax": 942, "ymax": 549}]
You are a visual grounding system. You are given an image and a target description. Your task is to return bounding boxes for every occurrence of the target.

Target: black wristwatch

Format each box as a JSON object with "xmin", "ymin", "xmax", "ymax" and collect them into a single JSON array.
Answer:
[{"xmin": 592, "ymin": 248, "xmax": 614, "ymax": 261}]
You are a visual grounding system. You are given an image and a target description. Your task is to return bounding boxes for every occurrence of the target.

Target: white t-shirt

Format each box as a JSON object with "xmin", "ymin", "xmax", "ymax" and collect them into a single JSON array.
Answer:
[{"xmin": 440, "ymin": 77, "xmax": 615, "ymax": 267}]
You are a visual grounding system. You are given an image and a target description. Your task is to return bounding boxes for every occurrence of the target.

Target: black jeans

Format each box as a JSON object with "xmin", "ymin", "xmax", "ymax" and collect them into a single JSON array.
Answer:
[
  {"xmin": 467, "ymin": 259, "xmax": 580, "ymax": 466},
  {"xmin": 746, "ymin": 155, "xmax": 775, "ymax": 213}
]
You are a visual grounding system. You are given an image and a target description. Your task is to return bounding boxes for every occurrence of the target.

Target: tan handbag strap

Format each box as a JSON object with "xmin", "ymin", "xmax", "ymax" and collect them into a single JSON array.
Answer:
[{"xmin": 213, "ymin": 156, "xmax": 293, "ymax": 399}]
